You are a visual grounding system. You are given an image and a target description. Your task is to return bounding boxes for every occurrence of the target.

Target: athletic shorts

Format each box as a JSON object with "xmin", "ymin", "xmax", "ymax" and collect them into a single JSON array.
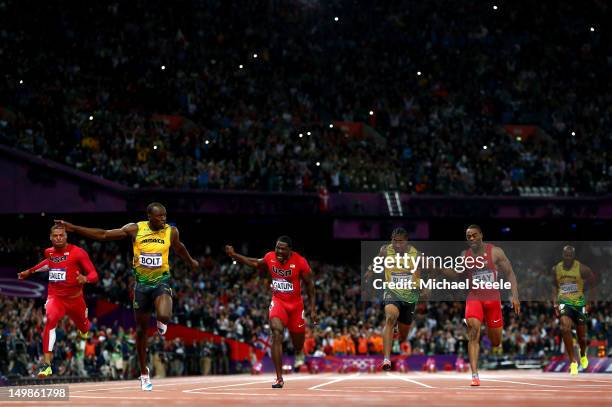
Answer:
[
  {"xmin": 383, "ymin": 300, "xmax": 417, "ymax": 325},
  {"xmin": 559, "ymin": 303, "xmax": 587, "ymax": 324},
  {"xmin": 133, "ymin": 281, "xmax": 173, "ymax": 313},
  {"xmin": 465, "ymin": 299, "xmax": 503, "ymax": 328},
  {"xmin": 269, "ymin": 297, "xmax": 306, "ymax": 333}
]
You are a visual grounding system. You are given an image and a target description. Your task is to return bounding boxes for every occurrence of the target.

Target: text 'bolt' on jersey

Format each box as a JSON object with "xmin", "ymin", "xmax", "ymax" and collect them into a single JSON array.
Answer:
[{"xmin": 132, "ymin": 221, "xmax": 172, "ymax": 286}]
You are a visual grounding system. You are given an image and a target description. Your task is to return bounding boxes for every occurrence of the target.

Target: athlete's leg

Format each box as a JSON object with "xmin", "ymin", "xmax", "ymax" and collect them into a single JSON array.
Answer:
[
  {"xmin": 486, "ymin": 327, "xmax": 502, "ymax": 347},
  {"xmin": 466, "ymin": 318, "xmax": 482, "ymax": 375},
  {"xmin": 154, "ymin": 292, "xmax": 172, "ymax": 334},
  {"xmin": 270, "ymin": 317, "xmax": 286, "ymax": 380},
  {"xmin": 383, "ymin": 304, "xmax": 400, "ymax": 360},
  {"xmin": 42, "ymin": 297, "xmax": 66, "ymax": 366},
  {"xmin": 290, "ymin": 331, "xmax": 305, "ymax": 353},
  {"xmin": 135, "ymin": 310, "xmax": 152, "ymax": 375},
  {"xmin": 465, "ymin": 299, "xmax": 484, "ymax": 376},
  {"xmin": 484, "ymin": 301, "xmax": 503, "ymax": 349},
  {"xmin": 65, "ymin": 295, "xmax": 91, "ymax": 334},
  {"xmin": 576, "ymin": 322, "xmax": 587, "ymax": 359},
  {"xmin": 559, "ymin": 315, "xmax": 575, "ymax": 362},
  {"xmin": 398, "ymin": 322, "xmax": 411, "ymax": 342}
]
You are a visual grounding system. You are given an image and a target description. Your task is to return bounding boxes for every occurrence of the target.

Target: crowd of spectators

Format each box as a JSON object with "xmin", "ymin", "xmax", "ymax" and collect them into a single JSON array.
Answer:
[
  {"xmin": 0, "ymin": 1, "xmax": 610, "ymax": 195},
  {"xmin": 1, "ymin": 237, "xmax": 610, "ymax": 379}
]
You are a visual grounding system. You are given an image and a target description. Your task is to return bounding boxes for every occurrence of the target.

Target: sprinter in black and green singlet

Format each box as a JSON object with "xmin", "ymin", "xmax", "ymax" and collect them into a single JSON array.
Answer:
[
  {"xmin": 54, "ymin": 202, "xmax": 198, "ymax": 391},
  {"xmin": 552, "ymin": 245, "xmax": 595, "ymax": 376}
]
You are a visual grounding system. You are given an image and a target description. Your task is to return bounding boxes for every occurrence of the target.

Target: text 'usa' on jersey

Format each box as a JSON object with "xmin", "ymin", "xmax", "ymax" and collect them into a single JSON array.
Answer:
[
  {"xmin": 263, "ymin": 251, "xmax": 311, "ymax": 302},
  {"xmin": 45, "ymin": 244, "xmax": 97, "ymax": 297}
]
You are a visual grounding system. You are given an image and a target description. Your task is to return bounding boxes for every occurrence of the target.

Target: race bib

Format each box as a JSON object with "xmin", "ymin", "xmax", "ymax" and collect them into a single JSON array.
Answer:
[
  {"xmin": 560, "ymin": 282, "xmax": 578, "ymax": 294},
  {"xmin": 472, "ymin": 269, "xmax": 495, "ymax": 283},
  {"xmin": 272, "ymin": 279, "xmax": 294, "ymax": 293},
  {"xmin": 139, "ymin": 253, "xmax": 163, "ymax": 268},
  {"xmin": 49, "ymin": 268, "xmax": 66, "ymax": 282},
  {"xmin": 391, "ymin": 272, "xmax": 413, "ymax": 286}
]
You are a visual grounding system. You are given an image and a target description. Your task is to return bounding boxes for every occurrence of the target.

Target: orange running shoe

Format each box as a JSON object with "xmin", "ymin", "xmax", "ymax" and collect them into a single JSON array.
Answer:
[{"xmin": 470, "ymin": 374, "xmax": 480, "ymax": 386}]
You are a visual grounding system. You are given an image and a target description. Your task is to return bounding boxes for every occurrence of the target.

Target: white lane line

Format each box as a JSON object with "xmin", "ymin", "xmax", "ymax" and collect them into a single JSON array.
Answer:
[
  {"xmin": 308, "ymin": 373, "xmax": 360, "ymax": 390},
  {"xmin": 185, "ymin": 373, "xmax": 330, "ymax": 392},
  {"xmin": 386, "ymin": 372, "xmax": 435, "ymax": 388},
  {"xmin": 71, "ymin": 378, "xmax": 215, "ymax": 393},
  {"xmin": 481, "ymin": 378, "xmax": 564, "ymax": 388}
]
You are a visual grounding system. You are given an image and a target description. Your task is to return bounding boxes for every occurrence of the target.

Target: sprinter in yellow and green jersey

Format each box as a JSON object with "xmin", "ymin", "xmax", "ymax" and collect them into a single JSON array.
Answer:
[
  {"xmin": 379, "ymin": 227, "xmax": 421, "ymax": 371},
  {"xmin": 552, "ymin": 245, "xmax": 595, "ymax": 376},
  {"xmin": 54, "ymin": 202, "xmax": 198, "ymax": 391}
]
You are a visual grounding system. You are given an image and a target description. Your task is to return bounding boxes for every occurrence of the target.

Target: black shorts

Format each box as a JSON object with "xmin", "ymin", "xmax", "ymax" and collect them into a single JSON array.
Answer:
[
  {"xmin": 559, "ymin": 303, "xmax": 587, "ymax": 325},
  {"xmin": 133, "ymin": 281, "xmax": 173, "ymax": 313},
  {"xmin": 383, "ymin": 300, "xmax": 417, "ymax": 325}
]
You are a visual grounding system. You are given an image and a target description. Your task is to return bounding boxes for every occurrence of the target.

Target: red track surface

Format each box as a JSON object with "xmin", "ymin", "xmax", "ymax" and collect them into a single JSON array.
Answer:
[{"xmin": 1, "ymin": 371, "xmax": 611, "ymax": 407}]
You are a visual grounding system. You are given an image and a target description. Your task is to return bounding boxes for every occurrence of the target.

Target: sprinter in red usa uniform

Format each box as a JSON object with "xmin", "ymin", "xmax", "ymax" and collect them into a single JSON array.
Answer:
[
  {"xmin": 225, "ymin": 236, "xmax": 316, "ymax": 388},
  {"xmin": 463, "ymin": 225, "xmax": 520, "ymax": 386},
  {"xmin": 18, "ymin": 224, "xmax": 99, "ymax": 378}
]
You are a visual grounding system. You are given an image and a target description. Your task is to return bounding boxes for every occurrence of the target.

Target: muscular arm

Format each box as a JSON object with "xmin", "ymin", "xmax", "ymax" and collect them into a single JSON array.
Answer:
[
  {"xmin": 18, "ymin": 254, "xmax": 49, "ymax": 279},
  {"xmin": 494, "ymin": 246, "xmax": 520, "ymax": 314},
  {"xmin": 551, "ymin": 266, "xmax": 559, "ymax": 303},
  {"xmin": 54, "ymin": 220, "xmax": 137, "ymax": 241},
  {"xmin": 580, "ymin": 263, "xmax": 597, "ymax": 301},
  {"xmin": 225, "ymin": 245, "xmax": 265, "ymax": 270},
  {"xmin": 29, "ymin": 258, "xmax": 50, "ymax": 274},
  {"xmin": 77, "ymin": 248, "xmax": 99, "ymax": 284},
  {"xmin": 301, "ymin": 271, "xmax": 317, "ymax": 322},
  {"xmin": 170, "ymin": 226, "xmax": 198, "ymax": 270}
]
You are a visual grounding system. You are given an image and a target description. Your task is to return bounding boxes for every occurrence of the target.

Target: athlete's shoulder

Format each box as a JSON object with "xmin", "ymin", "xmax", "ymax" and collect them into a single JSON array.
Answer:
[
  {"xmin": 263, "ymin": 251, "xmax": 276, "ymax": 262},
  {"xmin": 44, "ymin": 247, "xmax": 53, "ymax": 257}
]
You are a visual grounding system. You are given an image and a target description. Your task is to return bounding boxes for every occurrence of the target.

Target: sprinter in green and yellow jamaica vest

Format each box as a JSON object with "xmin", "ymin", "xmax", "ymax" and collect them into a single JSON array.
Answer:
[
  {"xmin": 378, "ymin": 227, "xmax": 421, "ymax": 371},
  {"xmin": 553, "ymin": 245, "xmax": 595, "ymax": 376},
  {"xmin": 53, "ymin": 202, "xmax": 199, "ymax": 391}
]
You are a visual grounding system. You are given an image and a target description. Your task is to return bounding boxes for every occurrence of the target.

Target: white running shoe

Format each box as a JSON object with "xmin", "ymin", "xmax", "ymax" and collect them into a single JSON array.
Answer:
[{"xmin": 140, "ymin": 367, "xmax": 153, "ymax": 391}]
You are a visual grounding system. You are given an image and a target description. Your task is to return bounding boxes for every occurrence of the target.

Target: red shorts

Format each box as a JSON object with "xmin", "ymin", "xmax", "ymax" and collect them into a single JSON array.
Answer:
[
  {"xmin": 465, "ymin": 299, "xmax": 503, "ymax": 328},
  {"xmin": 269, "ymin": 297, "xmax": 305, "ymax": 333},
  {"xmin": 44, "ymin": 295, "xmax": 90, "ymax": 353}
]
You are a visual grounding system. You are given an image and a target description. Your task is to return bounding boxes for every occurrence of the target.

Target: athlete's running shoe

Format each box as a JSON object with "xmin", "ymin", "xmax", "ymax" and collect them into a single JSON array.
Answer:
[
  {"xmin": 580, "ymin": 355, "xmax": 589, "ymax": 370},
  {"xmin": 140, "ymin": 367, "xmax": 153, "ymax": 391},
  {"xmin": 470, "ymin": 374, "xmax": 480, "ymax": 386},
  {"xmin": 272, "ymin": 378, "xmax": 284, "ymax": 388},
  {"xmin": 570, "ymin": 361, "xmax": 578, "ymax": 376},
  {"xmin": 37, "ymin": 363, "xmax": 52, "ymax": 378},
  {"xmin": 382, "ymin": 359, "xmax": 392, "ymax": 371},
  {"xmin": 78, "ymin": 330, "xmax": 89, "ymax": 340}
]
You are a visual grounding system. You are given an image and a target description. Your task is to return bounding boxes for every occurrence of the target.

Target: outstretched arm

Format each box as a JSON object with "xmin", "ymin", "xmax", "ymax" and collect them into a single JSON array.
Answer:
[
  {"xmin": 17, "ymin": 258, "xmax": 49, "ymax": 280},
  {"xmin": 225, "ymin": 245, "xmax": 265, "ymax": 270},
  {"xmin": 54, "ymin": 220, "xmax": 137, "ymax": 241},
  {"xmin": 171, "ymin": 226, "xmax": 199, "ymax": 271},
  {"xmin": 494, "ymin": 246, "xmax": 520, "ymax": 315}
]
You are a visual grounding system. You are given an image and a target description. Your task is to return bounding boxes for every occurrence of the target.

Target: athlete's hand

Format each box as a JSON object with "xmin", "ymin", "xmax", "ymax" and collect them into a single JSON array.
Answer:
[
  {"xmin": 76, "ymin": 275, "xmax": 88, "ymax": 284},
  {"xmin": 190, "ymin": 258, "xmax": 199, "ymax": 270},
  {"xmin": 310, "ymin": 309, "xmax": 318, "ymax": 326},
  {"xmin": 225, "ymin": 245, "xmax": 236, "ymax": 258},
  {"xmin": 54, "ymin": 219, "xmax": 75, "ymax": 232},
  {"xmin": 17, "ymin": 270, "xmax": 32, "ymax": 280},
  {"xmin": 511, "ymin": 297, "xmax": 521, "ymax": 315}
]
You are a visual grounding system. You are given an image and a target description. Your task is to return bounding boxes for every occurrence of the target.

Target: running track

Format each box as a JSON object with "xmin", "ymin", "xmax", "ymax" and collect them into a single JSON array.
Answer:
[{"xmin": 1, "ymin": 371, "xmax": 611, "ymax": 407}]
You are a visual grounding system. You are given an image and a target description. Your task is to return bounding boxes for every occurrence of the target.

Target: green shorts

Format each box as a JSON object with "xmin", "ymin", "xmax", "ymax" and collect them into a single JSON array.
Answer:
[{"xmin": 559, "ymin": 303, "xmax": 587, "ymax": 324}]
